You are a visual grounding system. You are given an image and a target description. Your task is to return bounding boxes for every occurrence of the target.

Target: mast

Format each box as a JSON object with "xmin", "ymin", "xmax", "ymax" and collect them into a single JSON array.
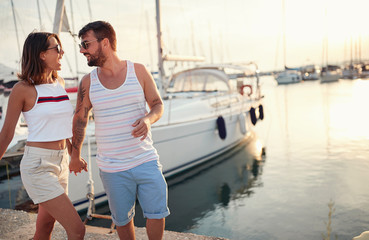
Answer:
[
  {"xmin": 191, "ymin": 21, "xmax": 197, "ymax": 56},
  {"xmin": 87, "ymin": 0, "xmax": 93, "ymax": 21},
  {"xmin": 36, "ymin": 0, "xmax": 42, "ymax": 30},
  {"xmin": 282, "ymin": 0, "xmax": 286, "ymax": 69},
  {"xmin": 10, "ymin": 0, "xmax": 21, "ymax": 61},
  {"xmin": 155, "ymin": 0, "xmax": 165, "ymax": 96},
  {"xmin": 53, "ymin": 0, "xmax": 65, "ymax": 35},
  {"xmin": 154, "ymin": 0, "xmax": 204, "ymax": 95},
  {"xmin": 322, "ymin": 6, "xmax": 328, "ymax": 68},
  {"xmin": 69, "ymin": 0, "xmax": 79, "ymax": 81},
  {"xmin": 208, "ymin": 22, "xmax": 214, "ymax": 64},
  {"xmin": 146, "ymin": 10, "xmax": 154, "ymax": 71}
]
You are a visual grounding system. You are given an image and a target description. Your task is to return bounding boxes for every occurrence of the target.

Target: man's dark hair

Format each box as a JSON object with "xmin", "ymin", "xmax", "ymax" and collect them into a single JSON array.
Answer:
[{"xmin": 78, "ymin": 21, "xmax": 117, "ymax": 51}]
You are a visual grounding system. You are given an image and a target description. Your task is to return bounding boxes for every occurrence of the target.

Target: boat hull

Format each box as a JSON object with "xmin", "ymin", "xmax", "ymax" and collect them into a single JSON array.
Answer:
[
  {"xmin": 320, "ymin": 73, "xmax": 340, "ymax": 83},
  {"xmin": 275, "ymin": 71, "xmax": 302, "ymax": 84}
]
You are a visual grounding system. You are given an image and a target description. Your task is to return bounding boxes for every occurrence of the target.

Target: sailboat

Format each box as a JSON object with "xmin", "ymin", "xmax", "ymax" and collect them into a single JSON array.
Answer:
[
  {"xmin": 2, "ymin": 0, "xmax": 266, "ymax": 212},
  {"xmin": 67, "ymin": 0, "xmax": 266, "ymax": 211},
  {"xmin": 274, "ymin": 0, "xmax": 302, "ymax": 85},
  {"xmin": 342, "ymin": 37, "xmax": 361, "ymax": 79},
  {"xmin": 320, "ymin": 7, "xmax": 342, "ymax": 83}
]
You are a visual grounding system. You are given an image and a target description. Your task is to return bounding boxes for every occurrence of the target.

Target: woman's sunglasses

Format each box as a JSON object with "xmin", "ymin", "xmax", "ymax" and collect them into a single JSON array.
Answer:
[
  {"xmin": 79, "ymin": 39, "xmax": 101, "ymax": 50},
  {"xmin": 47, "ymin": 44, "xmax": 61, "ymax": 53}
]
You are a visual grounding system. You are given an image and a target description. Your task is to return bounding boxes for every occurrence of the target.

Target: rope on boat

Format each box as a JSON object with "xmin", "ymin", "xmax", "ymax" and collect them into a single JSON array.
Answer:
[
  {"xmin": 83, "ymin": 136, "xmax": 116, "ymax": 233},
  {"xmin": 86, "ymin": 136, "xmax": 94, "ymax": 220}
]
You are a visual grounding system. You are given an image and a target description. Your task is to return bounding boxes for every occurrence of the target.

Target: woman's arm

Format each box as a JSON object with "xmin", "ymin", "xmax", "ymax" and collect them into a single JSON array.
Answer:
[{"xmin": 0, "ymin": 83, "xmax": 26, "ymax": 159}]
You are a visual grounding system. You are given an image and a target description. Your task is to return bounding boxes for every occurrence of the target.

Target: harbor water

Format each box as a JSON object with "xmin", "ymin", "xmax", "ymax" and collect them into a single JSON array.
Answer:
[{"xmin": 2, "ymin": 76, "xmax": 369, "ymax": 239}]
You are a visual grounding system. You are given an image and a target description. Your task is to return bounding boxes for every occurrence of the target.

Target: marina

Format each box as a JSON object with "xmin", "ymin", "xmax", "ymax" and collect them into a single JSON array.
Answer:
[{"xmin": 2, "ymin": 0, "xmax": 369, "ymax": 239}]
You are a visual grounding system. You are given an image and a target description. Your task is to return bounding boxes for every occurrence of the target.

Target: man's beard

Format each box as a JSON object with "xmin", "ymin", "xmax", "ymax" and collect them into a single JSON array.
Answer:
[{"xmin": 87, "ymin": 46, "xmax": 106, "ymax": 67}]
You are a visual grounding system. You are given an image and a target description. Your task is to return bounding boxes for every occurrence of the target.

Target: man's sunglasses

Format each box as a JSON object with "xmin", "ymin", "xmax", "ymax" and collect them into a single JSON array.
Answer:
[
  {"xmin": 79, "ymin": 39, "xmax": 101, "ymax": 50},
  {"xmin": 47, "ymin": 44, "xmax": 61, "ymax": 53}
]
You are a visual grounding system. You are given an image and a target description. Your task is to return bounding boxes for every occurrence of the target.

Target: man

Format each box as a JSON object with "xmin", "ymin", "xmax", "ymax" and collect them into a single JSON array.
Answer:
[{"xmin": 70, "ymin": 21, "xmax": 169, "ymax": 240}]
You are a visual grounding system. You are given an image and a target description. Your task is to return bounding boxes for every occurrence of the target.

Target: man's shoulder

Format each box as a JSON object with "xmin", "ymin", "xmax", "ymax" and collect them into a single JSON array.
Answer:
[
  {"xmin": 79, "ymin": 72, "xmax": 93, "ymax": 90},
  {"xmin": 133, "ymin": 62, "xmax": 149, "ymax": 76},
  {"xmin": 81, "ymin": 72, "xmax": 92, "ymax": 82}
]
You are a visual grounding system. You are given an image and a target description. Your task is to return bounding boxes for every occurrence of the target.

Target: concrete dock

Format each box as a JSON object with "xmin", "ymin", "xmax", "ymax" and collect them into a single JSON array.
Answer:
[{"xmin": 0, "ymin": 208, "xmax": 227, "ymax": 240}]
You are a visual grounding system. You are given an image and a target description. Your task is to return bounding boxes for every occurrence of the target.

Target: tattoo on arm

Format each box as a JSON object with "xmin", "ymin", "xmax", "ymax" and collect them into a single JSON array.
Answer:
[
  {"xmin": 75, "ymin": 85, "xmax": 86, "ymax": 114},
  {"xmin": 72, "ymin": 118, "xmax": 87, "ymax": 150},
  {"xmin": 78, "ymin": 83, "xmax": 86, "ymax": 102},
  {"xmin": 151, "ymin": 98, "xmax": 161, "ymax": 105},
  {"xmin": 84, "ymin": 107, "xmax": 90, "ymax": 118}
]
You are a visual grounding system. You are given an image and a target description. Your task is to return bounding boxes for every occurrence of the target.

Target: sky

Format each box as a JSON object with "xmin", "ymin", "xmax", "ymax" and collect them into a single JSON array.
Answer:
[{"xmin": 1, "ymin": 0, "xmax": 369, "ymax": 78}]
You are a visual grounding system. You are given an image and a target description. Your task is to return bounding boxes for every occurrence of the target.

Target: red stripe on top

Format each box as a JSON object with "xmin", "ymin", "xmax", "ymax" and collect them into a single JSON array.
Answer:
[{"xmin": 37, "ymin": 95, "xmax": 69, "ymax": 103}]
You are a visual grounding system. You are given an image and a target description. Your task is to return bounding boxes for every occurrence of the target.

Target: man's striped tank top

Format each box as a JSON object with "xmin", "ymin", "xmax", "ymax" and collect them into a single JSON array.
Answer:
[{"xmin": 89, "ymin": 60, "xmax": 159, "ymax": 172}]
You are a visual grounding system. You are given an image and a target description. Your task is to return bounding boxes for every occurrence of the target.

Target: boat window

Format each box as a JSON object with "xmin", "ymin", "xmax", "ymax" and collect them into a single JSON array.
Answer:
[
  {"xmin": 204, "ymin": 76, "xmax": 228, "ymax": 92},
  {"xmin": 169, "ymin": 74, "xmax": 204, "ymax": 91},
  {"xmin": 169, "ymin": 72, "xmax": 228, "ymax": 92},
  {"xmin": 183, "ymin": 74, "xmax": 204, "ymax": 91}
]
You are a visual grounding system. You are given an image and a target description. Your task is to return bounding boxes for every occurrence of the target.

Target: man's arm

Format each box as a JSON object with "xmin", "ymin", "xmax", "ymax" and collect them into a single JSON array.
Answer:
[
  {"xmin": 70, "ymin": 74, "xmax": 92, "ymax": 174},
  {"xmin": 132, "ymin": 63, "xmax": 164, "ymax": 140}
]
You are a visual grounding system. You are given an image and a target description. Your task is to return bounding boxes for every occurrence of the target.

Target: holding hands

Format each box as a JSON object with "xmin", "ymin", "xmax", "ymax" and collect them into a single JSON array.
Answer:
[
  {"xmin": 67, "ymin": 139, "xmax": 88, "ymax": 175},
  {"xmin": 69, "ymin": 157, "xmax": 88, "ymax": 176}
]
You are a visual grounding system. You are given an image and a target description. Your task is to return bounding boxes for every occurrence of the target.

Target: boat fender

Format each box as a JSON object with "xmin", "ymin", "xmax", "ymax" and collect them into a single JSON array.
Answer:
[
  {"xmin": 217, "ymin": 116, "xmax": 227, "ymax": 140},
  {"xmin": 258, "ymin": 104, "xmax": 264, "ymax": 120},
  {"xmin": 250, "ymin": 107, "xmax": 257, "ymax": 126},
  {"xmin": 240, "ymin": 84, "xmax": 252, "ymax": 96},
  {"xmin": 238, "ymin": 112, "xmax": 247, "ymax": 134}
]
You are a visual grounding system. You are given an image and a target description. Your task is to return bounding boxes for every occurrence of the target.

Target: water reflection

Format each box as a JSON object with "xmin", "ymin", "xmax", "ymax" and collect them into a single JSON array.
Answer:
[{"xmin": 83, "ymin": 135, "xmax": 265, "ymax": 232}]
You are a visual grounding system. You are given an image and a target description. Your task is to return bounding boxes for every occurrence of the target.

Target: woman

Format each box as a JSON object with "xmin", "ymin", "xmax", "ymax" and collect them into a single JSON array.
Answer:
[{"xmin": 0, "ymin": 32, "xmax": 87, "ymax": 240}]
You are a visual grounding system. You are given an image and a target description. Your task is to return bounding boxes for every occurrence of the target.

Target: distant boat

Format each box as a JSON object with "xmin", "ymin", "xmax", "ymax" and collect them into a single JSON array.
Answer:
[
  {"xmin": 275, "ymin": 69, "xmax": 302, "ymax": 84},
  {"xmin": 359, "ymin": 62, "xmax": 369, "ymax": 79},
  {"xmin": 342, "ymin": 62, "xmax": 361, "ymax": 79},
  {"xmin": 342, "ymin": 36, "xmax": 361, "ymax": 80},
  {"xmin": 320, "ymin": 7, "xmax": 341, "ymax": 84},
  {"xmin": 301, "ymin": 65, "xmax": 320, "ymax": 81},
  {"xmin": 274, "ymin": 0, "xmax": 302, "ymax": 85},
  {"xmin": 321, "ymin": 65, "xmax": 342, "ymax": 83}
]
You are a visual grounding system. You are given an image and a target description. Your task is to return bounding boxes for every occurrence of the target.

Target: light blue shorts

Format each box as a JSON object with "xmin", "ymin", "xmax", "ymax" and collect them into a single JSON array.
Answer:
[{"xmin": 99, "ymin": 160, "xmax": 170, "ymax": 226}]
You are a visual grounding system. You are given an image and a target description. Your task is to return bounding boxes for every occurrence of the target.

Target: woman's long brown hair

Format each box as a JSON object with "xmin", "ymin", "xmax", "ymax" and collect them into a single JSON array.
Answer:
[{"xmin": 17, "ymin": 32, "xmax": 62, "ymax": 85}]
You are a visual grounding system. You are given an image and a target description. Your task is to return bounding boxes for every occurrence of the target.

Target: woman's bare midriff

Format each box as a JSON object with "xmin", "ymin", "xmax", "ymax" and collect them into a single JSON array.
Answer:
[{"xmin": 26, "ymin": 139, "xmax": 66, "ymax": 150}]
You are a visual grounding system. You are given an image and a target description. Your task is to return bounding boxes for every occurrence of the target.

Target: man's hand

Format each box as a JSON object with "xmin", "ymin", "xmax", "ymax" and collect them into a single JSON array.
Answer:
[
  {"xmin": 131, "ymin": 116, "xmax": 151, "ymax": 141},
  {"xmin": 69, "ymin": 156, "xmax": 88, "ymax": 176}
]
